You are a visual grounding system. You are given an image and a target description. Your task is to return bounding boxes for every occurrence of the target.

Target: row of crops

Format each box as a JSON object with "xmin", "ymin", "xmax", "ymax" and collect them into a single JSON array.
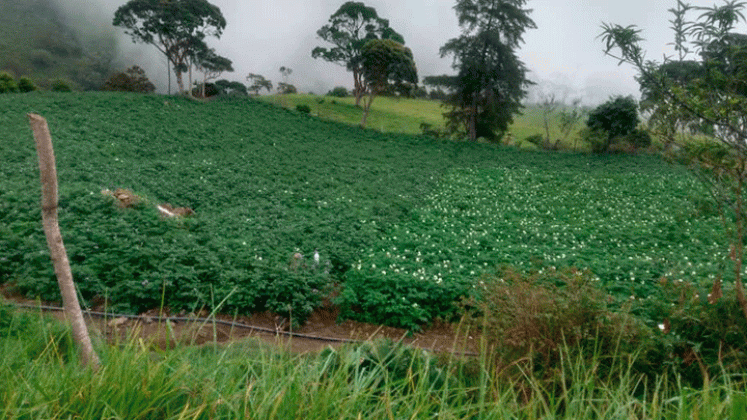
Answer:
[{"xmin": 0, "ymin": 92, "xmax": 727, "ymax": 329}]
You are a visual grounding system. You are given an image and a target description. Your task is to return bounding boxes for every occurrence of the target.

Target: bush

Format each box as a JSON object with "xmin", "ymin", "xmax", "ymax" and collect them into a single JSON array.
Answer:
[
  {"xmin": 0, "ymin": 72, "xmax": 19, "ymax": 93},
  {"xmin": 102, "ymin": 66, "xmax": 155, "ymax": 93},
  {"xmin": 278, "ymin": 82, "xmax": 297, "ymax": 95},
  {"xmin": 625, "ymin": 128, "xmax": 652, "ymax": 149},
  {"xmin": 214, "ymin": 79, "xmax": 248, "ymax": 96},
  {"xmin": 50, "ymin": 78, "xmax": 72, "ymax": 92},
  {"xmin": 580, "ymin": 127, "xmax": 611, "ymax": 153},
  {"xmin": 467, "ymin": 266, "xmax": 663, "ymax": 381},
  {"xmin": 192, "ymin": 82, "xmax": 220, "ymax": 97},
  {"xmin": 586, "ymin": 96, "xmax": 640, "ymax": 152},
  {"xmin": 18, "ymin": 77, "xmax": 37, "ymax": 93},
  {"xmin": 327, "ymin": 86, "xmax": 348, "ymax": 97},
  {"xmin": 295, "ymin": 104, "xmax": 311, "ymax": 114},
  {"xmin": 637, "ymin": 278, "xmax": 747, "ymax": 386}
]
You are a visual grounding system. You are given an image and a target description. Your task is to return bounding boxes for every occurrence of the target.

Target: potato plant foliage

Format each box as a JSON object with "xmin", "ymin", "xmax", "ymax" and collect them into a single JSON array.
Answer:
[{"xmin": 0, "ymin": 92, "xmax": 728, "ymax": 328}]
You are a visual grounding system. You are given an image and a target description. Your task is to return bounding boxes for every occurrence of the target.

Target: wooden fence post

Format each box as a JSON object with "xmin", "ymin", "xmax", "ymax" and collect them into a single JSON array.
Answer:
[{"xmin": 27, "ymin": 113, "xmax": 100, "ymax": 369}]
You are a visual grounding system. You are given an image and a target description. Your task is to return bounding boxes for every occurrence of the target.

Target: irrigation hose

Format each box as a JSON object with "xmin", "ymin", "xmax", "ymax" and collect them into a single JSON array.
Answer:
[{"xmin": 6, "ymin": 302, "xmax": 479, "ymax": 356}]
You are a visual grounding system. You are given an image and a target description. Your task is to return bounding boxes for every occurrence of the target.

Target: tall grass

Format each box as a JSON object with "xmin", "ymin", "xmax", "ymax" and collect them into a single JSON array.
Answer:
[{"xmin": 2, "ymin": 304, "xmax": 746, "ymax": 419}]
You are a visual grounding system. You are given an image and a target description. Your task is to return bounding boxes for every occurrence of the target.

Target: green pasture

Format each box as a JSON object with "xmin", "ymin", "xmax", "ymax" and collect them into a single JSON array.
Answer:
[
  {"xmin": 0, "ymin": 91, "xmax": 728, "ymax": 329},
  {"xmin": 259, "ymin": 94, "xmax": 586, "ymax": 148}
]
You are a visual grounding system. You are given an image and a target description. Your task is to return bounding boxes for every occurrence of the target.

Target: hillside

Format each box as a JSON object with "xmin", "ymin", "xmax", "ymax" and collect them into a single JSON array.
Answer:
[
  {"xmin": 260, "ymin": 94, "xmax": 587, "ymax": 149},
  {"xmin": 0, "ymin": 0, "xmax": 116, "ymax": 90},
  {"xmin": 0, "ymin": 92, "xmax": 726, "ymax": 329}
]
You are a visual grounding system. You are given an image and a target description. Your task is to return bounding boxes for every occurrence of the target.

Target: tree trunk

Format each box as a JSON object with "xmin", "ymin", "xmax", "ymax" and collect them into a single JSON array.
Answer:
[
  {"xmin": 27, "ymin": 113, "xmax": 100, "ymax": 370},
  {"xmin": 175, "ymin": 69, "xmax": 184, "ymax": 94},
  {"xmin": 360, "ymin": 92, "xmax": 375, "ymax": 128},
  {"xmin": 353, "ymin": 69, "xmax": 363, "ymax": 107}
]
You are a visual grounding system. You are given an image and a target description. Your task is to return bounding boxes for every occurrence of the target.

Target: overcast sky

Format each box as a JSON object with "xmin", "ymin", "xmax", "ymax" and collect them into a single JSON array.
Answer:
[{"xmin": 63, "ymin": 0, "xmax": 745, "ymax": 105}]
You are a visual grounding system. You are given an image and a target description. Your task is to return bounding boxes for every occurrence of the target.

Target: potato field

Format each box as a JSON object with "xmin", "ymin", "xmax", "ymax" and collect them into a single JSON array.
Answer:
[{"xmin": 0, "ymin": 92, "xmax": 727, "ymax": 329}]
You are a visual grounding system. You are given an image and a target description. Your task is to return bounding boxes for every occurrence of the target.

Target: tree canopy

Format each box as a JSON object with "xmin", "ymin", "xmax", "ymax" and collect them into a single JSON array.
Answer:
[
  {"xmin": 113, "ymin": 0, "xmax": 227, "ymax": 93},
  {"xmin": 311, "ymin": 1, "xmax": 405, "ymax": 106},
  {"xmin": 359, "ymin": 38, "xmax": 418, "ymax": 127},
  {"xmin": 246, "ymin": 73, "xmax": 273, "ymax": 95},
  {"xmin": 192, "ymin": 42, "xmax": 233, "ymax": 97},
  {"xmin": 437, "ymin": 0, "xmax": 536, "ymax": 141}
]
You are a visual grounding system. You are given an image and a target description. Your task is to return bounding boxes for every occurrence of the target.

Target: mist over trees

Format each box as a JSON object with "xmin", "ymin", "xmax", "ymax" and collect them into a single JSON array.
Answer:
[
  {"xmin": 113, "ymin": 0, "xmax": 228, "ymax": 94},
  {"xmin": 0, "ymin": 0, "xmax": 117, "ymax": 90}
]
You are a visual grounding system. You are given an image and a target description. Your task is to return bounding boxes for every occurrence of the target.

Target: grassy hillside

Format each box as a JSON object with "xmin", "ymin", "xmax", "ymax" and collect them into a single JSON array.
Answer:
[
  {"xmin": 0, "ymin": 92, "xmax": 727, "ymax": 329},
  {"xmin": 259, "ymin": 94, "xmax": 586, "ymax": 148}
]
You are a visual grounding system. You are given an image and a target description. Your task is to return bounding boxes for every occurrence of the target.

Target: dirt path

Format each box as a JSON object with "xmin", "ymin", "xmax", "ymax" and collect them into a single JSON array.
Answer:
[{"xmin": 3, "ymin": 289, "xmax": 478, "ymax": 355}]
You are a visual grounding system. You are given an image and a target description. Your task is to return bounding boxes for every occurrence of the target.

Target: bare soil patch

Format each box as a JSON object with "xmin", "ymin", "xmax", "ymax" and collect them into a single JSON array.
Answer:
[{"xmin": 2, "ymin": 286, "xmax": 478, "ymax": 355}]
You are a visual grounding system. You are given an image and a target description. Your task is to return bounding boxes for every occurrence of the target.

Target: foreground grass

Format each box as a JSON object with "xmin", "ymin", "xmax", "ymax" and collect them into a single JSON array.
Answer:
[{"xmin": 2, "ymin": 305, "xmax": 746, "ymax": 419}]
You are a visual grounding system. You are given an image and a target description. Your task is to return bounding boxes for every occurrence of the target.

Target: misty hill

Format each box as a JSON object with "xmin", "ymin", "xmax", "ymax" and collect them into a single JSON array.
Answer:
[{"xmin": 1, "ymin": 0, "xmax": 117, "ymax": 90}]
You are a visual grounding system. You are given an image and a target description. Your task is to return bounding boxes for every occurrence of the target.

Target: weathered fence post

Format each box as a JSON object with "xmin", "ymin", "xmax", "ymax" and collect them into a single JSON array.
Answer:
[{"xmin": 27, "ymin": 113, "xmax": 100, "ymax": 369}]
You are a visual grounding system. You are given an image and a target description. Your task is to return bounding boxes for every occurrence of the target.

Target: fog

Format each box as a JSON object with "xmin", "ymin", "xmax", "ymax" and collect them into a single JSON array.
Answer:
[{"xmin": 49, "ymin": 0, "xmax": 747, "ymax": 105}]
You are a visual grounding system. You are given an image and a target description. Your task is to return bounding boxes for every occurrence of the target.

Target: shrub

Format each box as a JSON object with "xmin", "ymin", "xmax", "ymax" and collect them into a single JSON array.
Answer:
[
  {"xmin": 625, "ymin": 128, "xmax": 652, "ymax": 149},
  {"xmin": 102, "ymin": 66, "xmax": 155, "ymax": 93},
  {"xmin": 466, "ymin": 266, "xmax": 663, "ymax": 381},
  {"xmin": 295, "ymin": 104, "xmax": 311, "ymax": 114},
  {"xmin": 192, "ymin": 82, "xmax": 220, "ymax": 97},
  {"xmin": 586, "ymin": 96, "xmax": 640, "ymax": 152},
  {"xmin": 214, "ymin": 79, "xmax": 248, "ymax": 96},
  {"xmin": 579, "ymin": 127, "xmax": 610, "ymax": 153},
  {"xmin": 277, "ymin": 82, "xmax": 297, "ymax": 95},
  {"xmin": 0, "ymin": 72, "xmax": 19, "ymax": 93},
  {"xmin": 50, "ymin": 78, "xmax": 72, "ymax": 92},
  {"xmin": 637, "ymin": 278, "xmax": 747, "ymax": 386},
  {"xmin": 327, "ymin": 86, "xmax": 349, "ymax": 97},
  {"xmin": 524, "ymin": 133, "xmax": 545, "ymax": 149},
  {"xmin": 18, "ymin": 77, "xmax": 37, "ymax": 92}
]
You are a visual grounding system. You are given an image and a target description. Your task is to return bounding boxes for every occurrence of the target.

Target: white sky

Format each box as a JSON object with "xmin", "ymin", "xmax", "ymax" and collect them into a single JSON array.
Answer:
[{"xmin": 67, "ymin": 0, "xmax": 747, "ymax": 105}]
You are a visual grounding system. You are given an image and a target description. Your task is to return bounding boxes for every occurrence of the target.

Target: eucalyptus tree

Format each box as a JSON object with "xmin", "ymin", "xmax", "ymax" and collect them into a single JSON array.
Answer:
[
  {"xmin": 359, "ymin": 39, "xmax": 418, "ymax": 127},
  {"xmin": 246, "ymin": 73, "xmax": 273, "ymax": 95},
  {"xmin": 600, "ymin": 0, "xmax": 747, "ymax": 320},
  {"xmin": 113, "ymin": 0, "xmax": 227, "ymax": 94},
  {"xmin": 192, "ymin": 43, "xmax": 233, "ymax": 98},
  {"xmin": 312, "ymin": 1, "xmax": 405, "ymax": 106},
  {"xmin": 437, "ymin": 0, "xmax": 536, "ymax": 141}
]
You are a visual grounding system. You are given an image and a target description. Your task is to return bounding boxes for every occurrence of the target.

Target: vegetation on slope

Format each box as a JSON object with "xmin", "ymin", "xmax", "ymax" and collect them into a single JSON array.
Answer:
[{"xmin": 0, "ymin": 92, "xmax": 730, "ymax": 330}]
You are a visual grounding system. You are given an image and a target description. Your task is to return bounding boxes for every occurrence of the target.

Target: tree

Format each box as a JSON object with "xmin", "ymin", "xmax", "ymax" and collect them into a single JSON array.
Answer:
[
  {"xmin": 113, "ymin": 0, "xmax": 227, "ymax": 94},
  {"xmin": 600, "ymin": 0, "xmax": 747, "ymax": 320},
  {"xmin": 585, "ymin": 95, "xmax": 640, "ymax": 152},
  {"xmin": 438, "ymin": 0, "xmax": 536, "ymax": 141},
  {"xmin": 102, "ymin": 65, "xmax": 156, "ymax": 93},
  {"xmin": 359, "ymin": 38, "xmax": 418, "ymax": 127},
  {"xmin": 311, "ymin": 1, "xmax": 404, "ymax": 106},
  {"xmin": 558, "ymin": 98, "xmax": 586, "ymax": 151},
  {"xmin": 215, "ymin": 79, "xmax": 248, "ymax": 96},
  {"xmin": 246, "ymin": 73, "xmax": 273, "ymax": 95},
  {"xmin": 539, "ymin": 93, "xmax": 559, "ymax": 148},
  {"xmin": 279, "ymin": 66, "xmax": 292, "ymax": 84},
  {"xmin": 192, "ymin": 43, "xmax": 233, "ymax": 98},
  {"xmin": 277, "ymin": 82, "xmax": 297, "ymax": 95}
]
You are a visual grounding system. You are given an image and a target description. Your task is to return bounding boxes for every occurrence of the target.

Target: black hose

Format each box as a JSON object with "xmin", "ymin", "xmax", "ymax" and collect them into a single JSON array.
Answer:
[{"xmin": 6, "ymin": 302, "xmax": 479, "ymax": 356}]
